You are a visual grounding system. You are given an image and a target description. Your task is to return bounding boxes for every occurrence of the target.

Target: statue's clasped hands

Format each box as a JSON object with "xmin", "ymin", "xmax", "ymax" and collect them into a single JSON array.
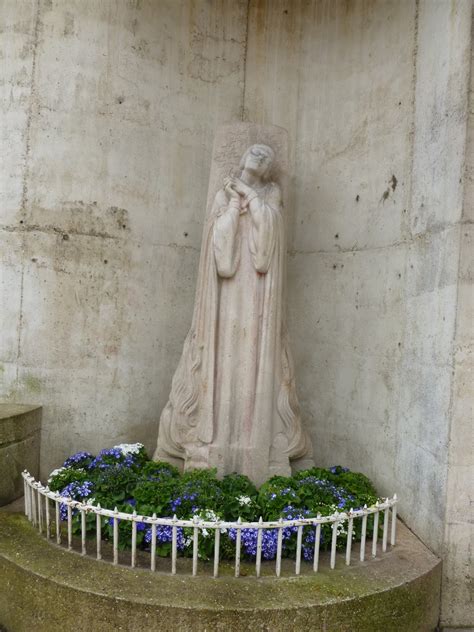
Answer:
[{"xmin": 224, "ymin": 176, "xmax": 256, "ymax": 209}]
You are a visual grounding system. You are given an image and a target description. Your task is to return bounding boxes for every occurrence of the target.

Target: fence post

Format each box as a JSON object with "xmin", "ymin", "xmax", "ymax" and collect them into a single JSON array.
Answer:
[
  {"xmin": 345, "ymin": 509, "xmax": 354, "ymax": 565},
  {"xmin": 382, "ymin": 499, "xmax": 389, "ymax": 552},
  {"xmin": 256, "ymin": 517, "xmax": 263, "ymax": 578},
  {"xmin": 235, "ymin": 517, "xmax": 242, "ymax": 578},
  {"xmin": 150, "ymin": 513, "xmax": 157, "ymax": 572},
  {"xmin": 372, "ymin": 502, "xmax": 379, "ymax": 557},
  {"xmin": 96, "ymin": 504, "xmax": 102, "ymax": 560},
  {"xmin": 192, "ymin": 515, "xmax": 199, "ymax": 577},
  {"xmin": 171, "ymin": 514, "xmax": 178, "ymax": 575},
  {"xmin": 213, "ymin": 520, "xmax": 221, "ymax": 578},
  {"xmin": 391, "ymin": 494, "xmax": 397, "ymax": 545},
  {"xmin": 330, "ymin": 516, "xmax": 338, "ymax": 569},
  {"xmin": 276, "ymin": 518, "xmax": 283, "ymax": 577},
  {"xmin": 81, "ymin": 506, "xmax": 87, "ymax": 555},
  {"xmin": 113, "ymin": 507, "xmax": 119, "ymax": 565},
  {"xmin": 313, "ymin": 516, "xmax": 322, "ymax": 572},
  {"xmin": 360, "ymin": 505, "xmax": 368, "ymax": 561}
]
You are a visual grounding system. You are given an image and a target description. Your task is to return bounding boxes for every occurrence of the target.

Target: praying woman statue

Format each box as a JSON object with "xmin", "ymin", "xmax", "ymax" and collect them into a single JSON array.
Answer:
[{"xmin": 154, "ymin": 140, "xmax": 313, "ymax": 485}]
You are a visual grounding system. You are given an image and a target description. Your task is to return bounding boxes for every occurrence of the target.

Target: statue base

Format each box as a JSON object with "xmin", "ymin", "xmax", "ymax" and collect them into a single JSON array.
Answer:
[
  {"xmin": 153, "ymin": 444, "xmax": 312, "ymax": 486},
  {"xmin": 0, "ymin": 511, "xmax": 441, "ymax": 631}
]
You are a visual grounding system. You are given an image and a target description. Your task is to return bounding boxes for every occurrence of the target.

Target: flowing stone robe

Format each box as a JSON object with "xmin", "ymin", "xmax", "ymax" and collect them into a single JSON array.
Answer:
[{"xmin": 154, "ymin": 177, "xmax": 312, "ymax": 485}]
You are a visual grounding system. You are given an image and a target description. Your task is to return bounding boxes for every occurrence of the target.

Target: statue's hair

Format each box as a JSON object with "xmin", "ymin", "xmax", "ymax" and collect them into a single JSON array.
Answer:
[{"xmin": 239, "ymin": 144, "xmax": 275, "ymax": 179}]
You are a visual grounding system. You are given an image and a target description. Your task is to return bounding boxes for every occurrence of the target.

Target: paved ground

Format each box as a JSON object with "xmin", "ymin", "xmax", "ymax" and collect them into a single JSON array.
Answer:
[{"xmin": 0, "ymin": 497, "xmax": 24, "ymax": 513}]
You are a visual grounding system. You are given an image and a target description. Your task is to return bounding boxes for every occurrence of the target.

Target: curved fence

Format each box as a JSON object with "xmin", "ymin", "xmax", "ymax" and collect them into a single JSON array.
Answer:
[{"xmin": 22, "ymin": 471, "xmax": 398, "ymax": 578}]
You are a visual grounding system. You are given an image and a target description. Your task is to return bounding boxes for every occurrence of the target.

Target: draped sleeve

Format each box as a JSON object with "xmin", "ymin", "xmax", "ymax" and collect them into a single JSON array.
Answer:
[
  {"xmin": 248, "ymin": 182, "xmax": 281, "ymax": 274},
  {"xmin": 212, "ymin": 189, "xmax": 241, "ymax": 278}
]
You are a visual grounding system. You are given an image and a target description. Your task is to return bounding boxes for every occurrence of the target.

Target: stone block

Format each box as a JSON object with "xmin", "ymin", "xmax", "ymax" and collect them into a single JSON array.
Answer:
[{"xmin": 0, "ymin": 405, "xmax": 41, "ymax": 506}]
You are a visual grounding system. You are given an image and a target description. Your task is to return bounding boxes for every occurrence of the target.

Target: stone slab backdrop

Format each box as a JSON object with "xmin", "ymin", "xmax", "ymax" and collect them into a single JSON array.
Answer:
[{"xmin": 153, "ymin": 123, "xmax": 313, "ymax": 484}]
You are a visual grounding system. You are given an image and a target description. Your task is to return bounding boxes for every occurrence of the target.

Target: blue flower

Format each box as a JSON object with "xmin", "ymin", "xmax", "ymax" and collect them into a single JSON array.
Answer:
[
  {"xmin": 144, "ymin": 523, "xmax": 186, "ymax": 551},
  {"xmin": 329, "ymin": 465, "xmax": 350, "ymax": 474},
  {"xmin": 170, "ymin": 497, "xmax": 182, "ymax": 512},
  {"xmin": 60, "ymin": 481, "xmax": 94, "ymax": 499},
  {"xmin": 169, "ymin": 492, "xmax": 199, "ymax": 514},
  {"xmin": 228, "ymin": 528, "xmax": 287, "ymax": 560},
  {"xmin": 87, "ymin": 447, "xmax": 136, "ymax": 471},
  {"xmin": 59, "ymin": 480, "xmax": 94, "ymax": 520},
  {"xmin": 63, "ymin": 451, "xmax": 92, "ymax": 468},
  {"xmin": 280, "ymin": 505, "xmax": 311, "ymax": 538},
  {"xmin": 301, "ymin": 525, "xmax": 324, "ymax": 561}
]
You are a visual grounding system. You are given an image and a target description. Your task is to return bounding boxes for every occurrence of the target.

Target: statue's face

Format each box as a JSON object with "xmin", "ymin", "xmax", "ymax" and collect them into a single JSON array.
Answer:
[{"xmin": 243, "ymin": 145, "xmax": 273, "ymax": 177}]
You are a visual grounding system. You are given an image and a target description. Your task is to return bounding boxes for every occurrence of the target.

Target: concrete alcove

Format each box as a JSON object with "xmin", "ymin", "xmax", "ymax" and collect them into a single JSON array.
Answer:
[{"xmin": 1, "ymin": 1, "xmax": 472, "ymax": 628}]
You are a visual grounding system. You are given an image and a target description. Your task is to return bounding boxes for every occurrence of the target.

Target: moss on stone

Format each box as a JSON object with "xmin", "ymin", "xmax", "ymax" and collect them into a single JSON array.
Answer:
[{"xmin": 0, "ymin": 513, "xmax": 441, "ymax": 631}]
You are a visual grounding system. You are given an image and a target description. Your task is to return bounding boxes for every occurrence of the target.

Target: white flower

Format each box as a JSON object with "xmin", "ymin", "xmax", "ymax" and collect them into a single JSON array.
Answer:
[
  {"xmin": 336, "ymin": 523, "xmax": 347, "ymax": 536},
  {"xmin": 113, "ymin": 442, "xmax": 144, "ymax": 455},
  {"xmin": 48, "ymin": 467, "xmax": 66, "ymax": 482},
  {"xmin": 194, "ymin": 508, "xmax": 227, "ymax": 535},
  {"xmin": 197, "ymin": 509, "xmax": 219, "ymax": 522},
  {"xmin": 237, "ymin": 495, "xmax": 252, "ymax": 506}
]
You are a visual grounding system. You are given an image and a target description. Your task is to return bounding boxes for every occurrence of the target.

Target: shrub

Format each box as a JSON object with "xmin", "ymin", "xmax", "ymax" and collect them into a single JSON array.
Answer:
[{"xmin": 47, "ymin": 444, "xmax": 383, "ymax": 561}]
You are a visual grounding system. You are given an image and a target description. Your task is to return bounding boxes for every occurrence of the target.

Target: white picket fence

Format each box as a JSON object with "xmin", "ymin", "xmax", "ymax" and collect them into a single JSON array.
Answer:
[{"xmin": 22, "ymin": 471, "xmax": 398, "ymax": 578}]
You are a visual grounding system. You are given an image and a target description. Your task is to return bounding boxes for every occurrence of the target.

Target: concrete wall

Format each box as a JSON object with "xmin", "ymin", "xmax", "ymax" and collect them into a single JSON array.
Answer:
[
  {"xmin": 245, "ymin": 0, "xmax": 471, "ymax": 568},
  {"xmin": 441, "ymin": 9, "xmax": 474, "ymax": 627},
  {"xmin": 245, "ymin": 0, "xmax": 417, "ymax": 519},
  {"xmin": 1, "ymin": 0, "xmax": 247, "ymax": 467},
  {"xmin": 1, "ymin": 0, "xmax": 472, "ymax": 625}
]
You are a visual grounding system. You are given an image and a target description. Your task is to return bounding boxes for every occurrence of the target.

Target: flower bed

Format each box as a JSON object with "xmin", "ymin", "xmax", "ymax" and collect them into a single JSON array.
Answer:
[{"xmin": 47, "ymin": 444, "xmax": 382, "ymax": 563}]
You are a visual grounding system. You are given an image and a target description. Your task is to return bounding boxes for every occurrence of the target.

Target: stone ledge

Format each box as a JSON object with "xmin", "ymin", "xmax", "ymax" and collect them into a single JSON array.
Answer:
[
  {"xmin": 0, "ymin": 405, "xmax": 41, "ymax": 506},
  {"xmin": 0, "ymin": 404, "xmax": 41, "ymax": 446},
  {"xmin": 0, "ymin": 513, "xmax": 441, "ymax": 631}
]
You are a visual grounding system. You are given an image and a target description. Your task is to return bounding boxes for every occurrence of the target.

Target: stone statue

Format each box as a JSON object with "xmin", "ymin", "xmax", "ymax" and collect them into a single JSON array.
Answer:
[{"xmin": 154, "ymin": 124, "xmax": 312, "ymax": 485}]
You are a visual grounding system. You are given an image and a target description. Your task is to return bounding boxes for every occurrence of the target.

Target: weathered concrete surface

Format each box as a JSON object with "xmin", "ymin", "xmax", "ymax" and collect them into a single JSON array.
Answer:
[
  {"xmin": 0, "ymin": 0, "xmax": 472, "ymax": 626},
  {"xmin": 245, "ymin": 0, "xmax": 417, "ymax": 506},
  {"xmin": 0, "ymin": 405, "xmax": 41, "ymax": 505},
  {"xmin": 0, "ymin": 0, "xmax": 247, "ymax": 473},
  {"xmin": 441, "ymin": 8, "xmax": 474, "ymax": 628},
  {"xmin": 244, "ymin": 2, "xmax": 473, "ymax": 627},
  {"xmin": 0, "ymin": 512, "xmax": 441, "ymax": 631},
  {"xmin": 245, "ymin": 0, "xmax": 471, "ymax": 551}
]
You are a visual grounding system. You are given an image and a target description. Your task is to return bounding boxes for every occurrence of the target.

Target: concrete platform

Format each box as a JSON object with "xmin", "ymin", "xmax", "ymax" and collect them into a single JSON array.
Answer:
[
  {"xmin": 0, "ymin": 405, "xmax": 41, "ymax": 506},
  {"xmin": 0, "ymin": 510, "xmax": 441, "ymax": 631}
]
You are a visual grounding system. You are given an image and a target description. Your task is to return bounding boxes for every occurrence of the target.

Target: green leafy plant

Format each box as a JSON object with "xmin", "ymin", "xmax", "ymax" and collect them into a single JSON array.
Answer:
[{"xmin": 47, "ymin": 443, "xmax": 384, "ymax": 561}]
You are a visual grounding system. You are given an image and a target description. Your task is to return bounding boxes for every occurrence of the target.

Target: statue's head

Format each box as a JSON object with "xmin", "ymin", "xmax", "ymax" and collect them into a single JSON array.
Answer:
[{"xmin": 239, "ymin": 144, "xmax": 275, "ymax": 180}]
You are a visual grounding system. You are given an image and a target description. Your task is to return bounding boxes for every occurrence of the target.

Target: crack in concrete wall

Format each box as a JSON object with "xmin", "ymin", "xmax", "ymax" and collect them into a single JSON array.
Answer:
[{"xmin": 16, "ymin": 0, "xmax": 42, "ymax": 388}]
